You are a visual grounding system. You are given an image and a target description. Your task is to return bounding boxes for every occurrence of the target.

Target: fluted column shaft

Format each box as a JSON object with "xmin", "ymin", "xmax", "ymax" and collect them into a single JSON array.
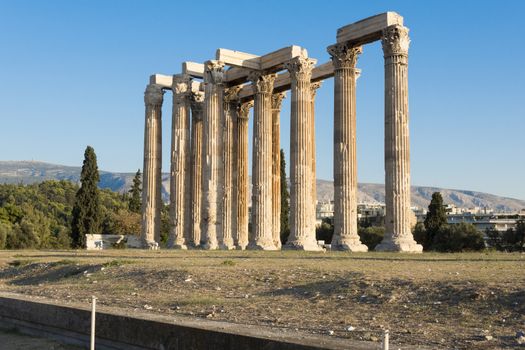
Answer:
[
  {"xmin": 168, "ymin": 75, "xmax": 191, "ymax": 249},
  {"xmin": 221, "ymin": 86, "xmax": 241, "ymax": 250},
  {"xmin": 328, "ymin": 44, "xmax": 368, "ymax": 252},
  {"xmin": 284, "ymin": 57, "xmax": 321, "ymax": 251},
  {"xmin": 189, "ymin": 91, "xmax": 204, "ymax": 248},
  {"xmin": 271, "ymin": 93, "xmax": 286, "ymax": 249},
  {"xmin": 309, "ymin": 83, "xmax": 320, "ymax": 238},
  {"xmin": 201, "ymin": 60, "xmax": 225, "ymax": 249},
  {"xmin": 141, "ymin": 84, "xmax": 164, "ymax": 246},
  {"xmin": 248, "ymin": 72, "xmax": 277, "ymax": 250},
  {"xmin": 235, "ymin": 101, "xmax": 252, "ymax": 249},
  {"xmin": 376, "ymin": 25, "xmax": 422, "ymax": 252}
]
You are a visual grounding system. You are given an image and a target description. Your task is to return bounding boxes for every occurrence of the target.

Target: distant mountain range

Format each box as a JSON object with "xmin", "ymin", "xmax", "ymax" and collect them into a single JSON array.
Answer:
[{"xmin": 1, "ymin": 161, "xmax": 524, "ymax": 212}]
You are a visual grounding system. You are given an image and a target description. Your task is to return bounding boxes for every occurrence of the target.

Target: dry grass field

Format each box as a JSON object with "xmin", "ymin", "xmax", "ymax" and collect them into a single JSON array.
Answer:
[{"xmin": 0, "ymin": 250, "xmax": 523, "ymax": 349}]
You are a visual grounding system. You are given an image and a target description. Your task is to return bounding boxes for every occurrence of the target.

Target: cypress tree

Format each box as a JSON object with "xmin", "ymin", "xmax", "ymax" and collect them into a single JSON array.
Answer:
[
  {"xmin": 128, "ymin": 169, "xmax": 142, "ymax": 213},
  {"xmin": 424, "ymin": 192, "xmax": 448, "ymax": 248},
  {"xmin": 71, "ymin": 146, "xmax": 101, "ymax": 248},
  {"xmin": 280, "ymin": 149, "xmax": 290, "ymax": 243}
]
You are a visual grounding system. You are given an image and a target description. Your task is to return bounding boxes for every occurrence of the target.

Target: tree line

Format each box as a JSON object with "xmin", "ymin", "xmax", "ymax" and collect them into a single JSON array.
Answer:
[
  {"xmin": 0, "ymin": 146, "xmax": 143, "ymax": 249},
  {"xmin": 315, "ymin": 192, "xmax": 524, "ymax": 252},
  {"xmin": 1, "ymin": 146, "xmax": 522, "ymax": 252}
]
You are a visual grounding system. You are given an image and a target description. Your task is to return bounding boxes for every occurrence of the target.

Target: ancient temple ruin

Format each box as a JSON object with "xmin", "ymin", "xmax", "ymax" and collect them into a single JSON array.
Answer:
[{"xmin": 140, "ymin": 12, "xmax": 423, "ymax": 252}]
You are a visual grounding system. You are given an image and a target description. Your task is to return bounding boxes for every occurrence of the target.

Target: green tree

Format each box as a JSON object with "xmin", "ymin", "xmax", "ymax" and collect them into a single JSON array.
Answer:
[
  {"xmin": 485, "ymin": 227, "xmax": 503, "ymax": 250},
  {"xmin": 412, "ymin": 222, "xmax": 427, "ymax": 248},
  {"xmin": 515, "ymin": 219, "xmax": 525, "ymax": 251},
  {"xmin": 358, "ymin": 226, "xmax": 385, "ymax": 250},
  {"xmin": 128, "ymin": 169, "xmax": 142, "ymax": 213},
  {"xmin": 316, "ymin": 217, "xmax": 334, "ymax": 243},
  {"xmin": 6, "ymin": 218, "xmax": 39, "ymax": 249},
  {"xmin": 0, "ymin": 222, "xmax": 10, "ymax": 249},
  {"xmin": 424, "ymin": 192, "xmax": 447, "ymax": 248},
  {"xmin": 279, "ymin": 149, "xmax": 290, "ymax": 244},
  {"xmin": 497, "ymin": 219, "xmax": 525, "ymax": 252},
  {"xmin": 432, "ymin": 223, "xmax": 485, "ymax": 252},
  {"xmin": 71, "ymin": 146, "xmax": 101, "ymax": 248}
]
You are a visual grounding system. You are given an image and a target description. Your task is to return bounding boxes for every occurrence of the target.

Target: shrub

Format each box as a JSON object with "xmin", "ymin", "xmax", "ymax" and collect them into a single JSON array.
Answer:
[
  {"xmin": 431, "ymin": 223, "xmax": 484, "ymax": 252},
  {"xmin": 0, "ymin": 222, "xmax": 11, "ymax": 249},
  {"xmin": 316, "ymin": 217, "xmax": 334, "ymax": 244},
  {"xmin": 412, "ymin": 222, "xmax": 429, "ymax": 249},
  {"xmin": 358, "ymin": 226, "xmax": 385, "ymax": 250}
]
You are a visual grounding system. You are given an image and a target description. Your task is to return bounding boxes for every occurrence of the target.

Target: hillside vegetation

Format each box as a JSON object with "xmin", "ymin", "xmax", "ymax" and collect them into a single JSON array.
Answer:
[
  {"xmin": 2, "ymin": 161, "xmax": 524, "ymax": 211},
  {"xmin": 0, "ymin": 181, "xmax": 140, "ymax": 249}
]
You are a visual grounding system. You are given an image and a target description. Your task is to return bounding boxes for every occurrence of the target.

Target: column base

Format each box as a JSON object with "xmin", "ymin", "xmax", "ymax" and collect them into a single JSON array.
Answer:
[
  {"xmin": 201, "ymin": 242, "xmax": 218, "ymax": 250},
  {"xmin": 331, "ymin": 236, "xmax": 368, "ymax": 252},
  {"xmin": 167, "ymin": 238, "xmax": 187, "ymax": 249},
  {"xmin": 218, "ymin": 243, "xmax": 236, "ymax": 250},
  {"xmin": 170, "ymin": 244, "xmax": 188, "ymax": 250},
  {"xmin": 140, "ymin": 239, "xmax": 160, "ymax": 250},
  {"xmin": 247, "ymin": 240, "xmax": 278, "ymax": 250},
  {"xmin": 283, "ymin": 240, "xmax": 323, "ymax": 251},
  {"xmin": 375, "ymin": 238, "xmax": 423, "ymax": 253}
]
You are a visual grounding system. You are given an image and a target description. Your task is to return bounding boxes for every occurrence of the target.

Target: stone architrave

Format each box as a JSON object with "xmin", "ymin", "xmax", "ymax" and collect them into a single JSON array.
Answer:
[
  {"xmin": 271, "ymin": 92, "xmax": 286, "ymax": 249},
  {"xmin": 141, "ymin": 84, "xmax": 164, "ymax": 247},
  {"xmin": 328, "ymin": 43, "xmax": 368, "ymax": 252},
  {"xmin": 248, "ymin": 72, "xmax": 278, "ymax": 250},
  {"xmin": 284, "ymin": 57, "xmax": 322, "ymax": 251},
  {"xmin": 235, "ymin": 101, "xmax": 253, "ymax": 249},
  {"xmin": 221, "ymin": 86, "xmax": 242, "ymax": 250},
  {"xmin": 375, "ymin": 25, "xmax": 422, "ymax": 252},
  {"xmin": 189, "ymin": 91, "xmax": 205, "ymax": 248},
  {"xmin": 309, "ymin": 82, "xmax": 321, "ymax": 238},
  {"xmin": 167, "ymin": 74, "xmax": 191, "ymax": 249},
  {"xmin": 201, "ymin": 60, "xmax": 225, "ymax": 250}
]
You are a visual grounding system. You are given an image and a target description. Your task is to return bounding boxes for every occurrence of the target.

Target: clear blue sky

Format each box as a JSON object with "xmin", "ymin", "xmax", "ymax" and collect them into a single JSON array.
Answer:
[{"xmin": 0, "ymin": 0, "xmax": 524, "ymax": 200}]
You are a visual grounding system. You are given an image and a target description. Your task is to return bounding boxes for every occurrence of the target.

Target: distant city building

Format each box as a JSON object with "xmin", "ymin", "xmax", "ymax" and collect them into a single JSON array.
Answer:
[
  {"xmin": 315, "ymin": 201, "xmax": 525, "ymax": 232},
  {"xmin": 447, "ymin": 212, "xmax": 524, "ymax": 232},
  {"xmin": 415, "ymin": 204, "xmax": 524, "ymax": 232}
]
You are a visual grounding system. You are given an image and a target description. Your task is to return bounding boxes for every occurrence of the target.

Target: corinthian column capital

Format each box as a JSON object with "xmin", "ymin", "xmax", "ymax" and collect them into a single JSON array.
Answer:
[
  {"xmin": 190, "ymin": 91, "xmax": 205, "ymax": 119},
  {"xmin": 284, "ymin": 57, "xmax": 315, "ymax": 82},
  {"xmin": 271, "ymin": 92, "xmax": 286, "ymax": 111},
  {"xmin": 327, "ymin": 44, "xmax": 362, "ymax": 70},
  {"xmin": 310, "ymin": 82, "xmax": 322, "ymax": 99},
  {"xmin": 144, "ymin": 84, "xmax": 164, "ymax": 107},
  {"xmin": 224, "ymin": 85, "xmax": 242, "ymax": 104},
  {"xmin": 204, "ymin": 60, "xmax": 225, "ymax": 85},
  {"xmin": 381, "ymin": 25, "xmax": 410, "ymax": 57},
  {"xmin": 172, "ymin": 74, "xmax": 191, "ymax": 104},
  {"xmin": 238, "ymin": 100, "xmax": 253, "ymax": 120},
  {"xmin": 248, "ymin": 72, "xmax": 277, "ymax": 94}
]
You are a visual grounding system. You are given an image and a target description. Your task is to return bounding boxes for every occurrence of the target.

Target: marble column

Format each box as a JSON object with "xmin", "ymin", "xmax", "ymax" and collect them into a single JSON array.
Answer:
[
  {"xmin": 328, "ymin": 43, "xmax": 368, "ymax": 252},
  {"xmin": 168, "ymin": 74, "xmax": 191, "ymax": 249},
  {"xmin": 375, "ymin": 25, "xmax": 422, "ymax": 252},
  {"xmin": 309, "ymin": 82, "xmax": 321, "ymax": 239},
  {"xmin": 271, "ymin": 92, "xmax": 286, "ymax": 249},
  {"xmin": 235, "ymin": 101, "xmax": 253, "ymax": 249},
  {"xmin": 284, "ymin": 57, "xmax": 322, "ymax": 251},
  {"xmin": 141, "ymin": 84, "xmax": 164, "ymax": 247},
  {"xmin": 189, "ymin": 91, "xmax": 204, "ymax": 248},
  {"xmin": 201, "ymin": 60, "xmax": 225, "ymax": 250},
  {"xmin": 221, "ymin": 86, "xmax": 241, "ymax": 250},
  {"xmin": 248, "ymin": 72, "xmax": 278, "ymax": 250}
]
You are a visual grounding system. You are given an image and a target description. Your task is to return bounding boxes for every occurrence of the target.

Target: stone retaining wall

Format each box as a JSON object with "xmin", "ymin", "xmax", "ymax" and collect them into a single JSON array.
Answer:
[{"xmin": 0, "ymin": 294, "xmax": 377, "ymax": 350}]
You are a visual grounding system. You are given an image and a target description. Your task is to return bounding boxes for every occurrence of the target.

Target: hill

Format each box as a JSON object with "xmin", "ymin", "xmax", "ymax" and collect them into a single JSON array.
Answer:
[{"xmin": 1, "ymin": 161, "xmax": 524, "ymax": 212}]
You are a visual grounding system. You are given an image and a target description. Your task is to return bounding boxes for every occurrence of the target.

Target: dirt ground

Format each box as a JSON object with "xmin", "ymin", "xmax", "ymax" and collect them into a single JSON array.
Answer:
[{"xmin": 0, "ymin": 250, "xmax": 523, "ymax": 349}]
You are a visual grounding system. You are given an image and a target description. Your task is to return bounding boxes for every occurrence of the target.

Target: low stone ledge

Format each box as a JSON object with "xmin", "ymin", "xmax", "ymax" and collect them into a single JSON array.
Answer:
[{"xmin": 0, "ymin": 293, "xmax": 387, "ymax": 350}]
